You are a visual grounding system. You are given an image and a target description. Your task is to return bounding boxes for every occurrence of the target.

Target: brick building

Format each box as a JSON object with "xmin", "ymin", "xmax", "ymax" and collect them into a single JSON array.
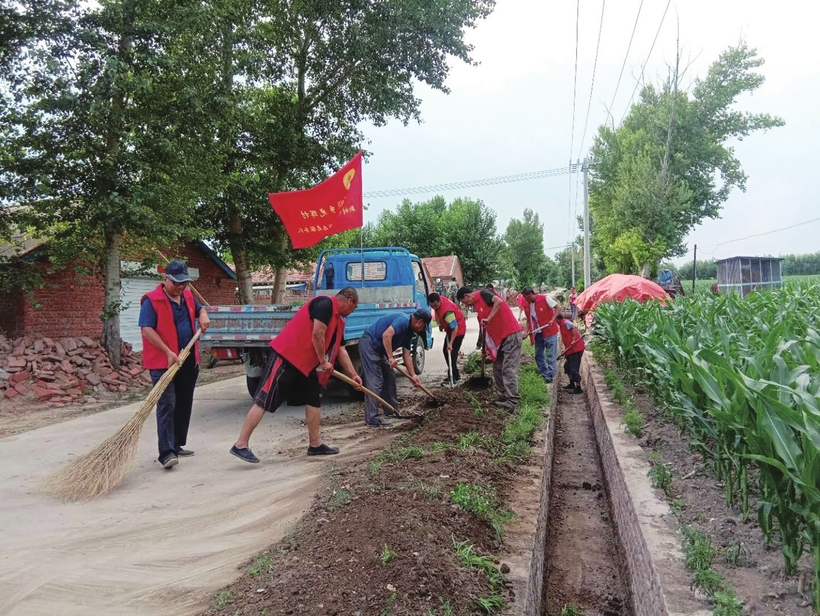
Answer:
[
  {"xmin": 421, "ymin": 255, "xmax": 464, "ymax": 289},
  {"xmin": 0, "ymin": 239, "xmax": 236, "ymax": 349}
]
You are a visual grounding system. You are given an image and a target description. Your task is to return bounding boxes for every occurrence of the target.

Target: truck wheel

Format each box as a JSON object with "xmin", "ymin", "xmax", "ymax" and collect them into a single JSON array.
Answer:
[
  {"xmin": 412, "ymin": 335, "xmax": 426, "ymax": 375},
  {"xmin": 246, "ymin": 376, "xmax": 261, "ymax": 398}
]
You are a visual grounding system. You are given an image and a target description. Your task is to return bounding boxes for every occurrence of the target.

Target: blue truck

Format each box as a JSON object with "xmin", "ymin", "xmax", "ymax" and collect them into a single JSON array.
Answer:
[{"xmin": 202, "ymin": 247, "xmax": 435, "ymax": 397}]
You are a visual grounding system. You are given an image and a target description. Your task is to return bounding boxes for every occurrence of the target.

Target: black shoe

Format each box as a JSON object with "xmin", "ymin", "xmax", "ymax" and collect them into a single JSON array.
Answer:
[
  {"xmin": 176, "ymin": 448, "xmax": 194, "ymax": 457},
  {"xmin": 230, "ymin": 445, "xmax": 260, "ymax": 464},
  {"xmin": 563, "ymin": 383, "xmax": 575, "ymax": 390},
  {"xmin": 308, "ymin": 443, "xmax": 339, "ymax": 456},
  {"xmin": 571, "ymin": 386, "xmax": 583, "ymax": 394},
  {"xmin": 160, "ymin": 455, "xmax": 179, "ymax": 469},
  {"xmin": 366, "ymin": 417, "xmax": 392, "ymax": 427}
]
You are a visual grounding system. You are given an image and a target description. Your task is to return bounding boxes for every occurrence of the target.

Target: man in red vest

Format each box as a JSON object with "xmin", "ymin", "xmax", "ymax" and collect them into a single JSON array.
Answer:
[
  {"xmin": 428, "ymin": 292, "xmax": 466, "ymax": 385},
  {"xmin": 457, "ymin": 286, "xmax": 523, "ymax": 410},
  {"xmin": 230, "ymin": 287, "xmax": 362, "ymax": 463},
  {"xmin": 556, "ymin": 313, "xmax": 586, "ymax": 393},
  {"xmin": 521, "ymin": 286, "xmax": 560, "ymax": 383},
  {"xmin": 139, "ymin": 259, "xmax": 211, "ymax": 469}
]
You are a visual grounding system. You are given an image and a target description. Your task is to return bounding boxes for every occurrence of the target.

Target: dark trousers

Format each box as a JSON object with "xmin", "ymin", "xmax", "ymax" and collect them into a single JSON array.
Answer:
[
  {"xmin": 564, "ymin": 350, "xmax": 584, "ymax": 385},
  {"xmin": 359, "ymin": 333, "xmax": 398, "ymax": 424},
  {"xmin": 443, "ymin": 334, "xmax": 465, "ymax": 381},
  {"xmin": 150, "ymin": 355, "xmax": 199, "ymax": 462}
]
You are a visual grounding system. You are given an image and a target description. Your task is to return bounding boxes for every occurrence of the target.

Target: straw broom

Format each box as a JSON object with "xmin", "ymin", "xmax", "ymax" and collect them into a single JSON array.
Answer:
[{"xmin": 47, "ymin": 330, "xmax": 203, "ymax": 500}]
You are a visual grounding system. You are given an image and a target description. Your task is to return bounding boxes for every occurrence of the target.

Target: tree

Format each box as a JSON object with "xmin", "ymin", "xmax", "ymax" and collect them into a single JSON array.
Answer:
[
  {"xmin": 589, "ymin": 42, "xmax": 784, "ymax": 276},
  {"xmin": 504, "ymin": 208, "xmax": 548, "ymax": 288},
  {"xmin": 371, "ymin": 197, "xmax": 448, "ymax": 256},
  {"xmin": 440, "ymin": 197, "xmax": 505, "ymax": 285}
]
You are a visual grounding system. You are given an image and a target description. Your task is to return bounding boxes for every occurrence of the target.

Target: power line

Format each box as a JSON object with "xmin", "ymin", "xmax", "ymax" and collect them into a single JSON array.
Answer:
[
  {"xmin": 608, "ymin": 0, "xmax": 645, "ymax": 121},
  {"xmin": 568, "ymin": 0, "xmax": 581, "ymax": 163},
  {"xmin": 708, "ymin": 216, "xmax": 820, "ymax": 256},
  {"xmin": 620, "ymin": 0, "xmax": 673, "ymax": 124},
  {"xmin": 577, "ymin": 0, "xmax": 606, "ymax": 160},
  {"xmin": 363, "ymin": 165, "xmax": 579, "ymax": 199}
]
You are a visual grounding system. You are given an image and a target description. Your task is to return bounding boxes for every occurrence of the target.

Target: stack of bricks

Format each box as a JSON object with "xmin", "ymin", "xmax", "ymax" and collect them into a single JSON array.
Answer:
[{"xmin": 0, "ymin": 334, "xmax": 151, "ymax": 407}]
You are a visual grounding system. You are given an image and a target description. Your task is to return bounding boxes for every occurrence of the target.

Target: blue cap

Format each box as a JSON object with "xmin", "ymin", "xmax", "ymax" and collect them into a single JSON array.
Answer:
[
  {"xmin": 412, "ymin": 308, "xmax": 431, "ymax": 325},
  {"xmin": 165, "ymin": 259, "xmax": 193, "ymax": 283}
]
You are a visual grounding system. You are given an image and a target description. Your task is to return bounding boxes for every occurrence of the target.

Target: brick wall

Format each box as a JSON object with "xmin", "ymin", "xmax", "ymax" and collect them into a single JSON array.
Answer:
[
  {"xmin": 168, "ymin": 243, "xmax": 237, "ymax": 306},
  {"xmin": 0, "ymin": 288, "xmax": 23, "ymax": 338}
]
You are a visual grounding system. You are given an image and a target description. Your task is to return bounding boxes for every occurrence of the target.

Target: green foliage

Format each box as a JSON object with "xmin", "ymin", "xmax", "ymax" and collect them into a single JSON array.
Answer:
[
  {"xmin": 648, "ymin": 452, "xmax": 673, "ymax": 497},
  {"xmin": 713, "ymin": 591, "xmax": 744, "ymax": 616},
  {"xmin": 457, "ymin": 431, "xmax": 484, "ymax": 452},
  {"xmin": 449, "ymin": 483, "xmax": 512, "ymax": 539},
  {"xmin": 379, "ymin": 544, "xmax": 397, "ymax": 566},
  {"xmin": 463, "ymin": 352, "xmax": 483, "ymax": 374},
  {"xmin": 590, "ymin": 42, "xmax": 784, "ymax": 274},
  {"xmin": 328, "ymin": 487, "xmax": 353, "ymax": 511},
  {"xmin": 504, "ymin": 208, "xmax": 551, "ymax": 287},
  {"xmin": 622, "ymin": 407, "xmax": 644, "ymax": 438},
  {"xmin": 379, "ymin": 592, "xmax": 398, "ymax": 616},
  {"xmin": 723, "ymin": 539, "xmax": 750, "ymax": 568},
  {"xmin": 559, "ymin": 606, "xmax": 586, "ymax": 616},
  {"xmin": 215, "ymin": 591, "xmax": 232, "ymax": 608},
  {"xmin": 519, "ymin": 365, "xmax": 549, "ymax": 406},
  {"xmin": 452, "ymin": 538, "xmax": 505, "ymax": 612},
  {"xmin": 466, "ymin": 392, "xmax": 484, "ymax": 417},
  {"xmin": 248, "ymin": 553, "xmax": 274, "ymax": 575}
]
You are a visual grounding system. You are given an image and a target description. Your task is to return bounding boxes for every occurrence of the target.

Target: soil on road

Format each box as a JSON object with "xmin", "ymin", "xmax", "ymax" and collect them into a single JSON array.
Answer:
[{"xmin": 0, "ymin": 321, "xmax": 475, "ymax": 616}]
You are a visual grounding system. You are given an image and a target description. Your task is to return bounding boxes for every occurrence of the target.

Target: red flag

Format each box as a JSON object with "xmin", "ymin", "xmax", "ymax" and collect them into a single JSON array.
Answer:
[{"xmin": 269, "ymin": 151, "xmax": 363, "ymax": 249}]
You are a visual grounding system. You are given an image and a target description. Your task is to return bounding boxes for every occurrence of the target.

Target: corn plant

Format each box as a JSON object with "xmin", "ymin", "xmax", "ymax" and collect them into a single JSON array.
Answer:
[{"xmin": 594, "ymin": 286, "xmax": 820, "ymax": 612}]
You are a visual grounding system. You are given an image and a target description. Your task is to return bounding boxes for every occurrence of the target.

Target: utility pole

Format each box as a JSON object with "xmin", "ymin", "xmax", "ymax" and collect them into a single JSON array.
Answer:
[
  {"xmin": 582, "ymin": 158, "xmax": 591, "ymax": 288},
  {"xmin": 692, "ymin": 244, "xmax": 697, "ymax": 294}
]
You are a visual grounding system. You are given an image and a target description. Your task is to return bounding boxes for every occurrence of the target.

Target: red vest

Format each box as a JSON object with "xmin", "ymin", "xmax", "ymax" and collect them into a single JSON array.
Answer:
[
  {"xmin": 559, "ymin": 319, "xmax": 586, "ymax": 355},
  {"xmin": 526, "ymin": 294, "xmax": 559, "ymax": 344},
  {"xmin": 141, "ymin": 285, "xmax": 199, "ymax": 369},
  {"xmin": 435, "ymin": 296, "xmax": 466, "ymax": 336},
  {"xmin": 472, "ymin": 291, "xmax": 521, "ymax": 361},
  {"xmin": 271, "ymin": 295, "xmax": 345, "ymax": 386}
]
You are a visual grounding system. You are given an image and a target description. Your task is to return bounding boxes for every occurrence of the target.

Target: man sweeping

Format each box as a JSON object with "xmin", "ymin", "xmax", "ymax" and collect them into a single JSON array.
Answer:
[
  {"xmin": 457, "ymin": 286, "xmax": 522, "ymax": 410},
  {"xmin": 230, "ymin": 287, "xmax": 362, "ymax": 463},
  {"xmin": 359, "ymin": 309, "xmax": 431, "ymax": 426},
  {"xmin": 521, "ymin": 286, "xmax": 560, "ymax": 383},
  {"xmin": 556, "ymin": 313, "xmax": 585, "ymax": 393},
  {"xmin": 139, "ymin": 259, "xmax": 210, "ymax": 469},
  {"xmin": 428, "ymin": 292, "xmax": 466, "ymax": 386}
]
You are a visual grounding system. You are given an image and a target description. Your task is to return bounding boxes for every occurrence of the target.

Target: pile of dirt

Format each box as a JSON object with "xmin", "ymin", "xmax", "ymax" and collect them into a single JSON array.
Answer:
[
  {"xmin": 206, "ymin": 385, "xmax": 528, "ymax": 615},
  {"xmin": 0, "ymin": 333, "xmax": 149, "ymax": 407}
]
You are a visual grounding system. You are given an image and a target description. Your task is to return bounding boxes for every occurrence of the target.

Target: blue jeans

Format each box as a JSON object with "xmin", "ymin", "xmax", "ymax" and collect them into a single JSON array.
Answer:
[
  {"xmin": 535, "ymin": 332, "xmax": 558, "ymax": 381},
  {"xmin": 150, "ymin": 355, "xmax": 199, "ymax": 463}
]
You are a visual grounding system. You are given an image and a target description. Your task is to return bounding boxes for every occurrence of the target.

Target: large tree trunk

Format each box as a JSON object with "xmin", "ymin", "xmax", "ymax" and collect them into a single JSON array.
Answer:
[
  {"xmin": 227, "ymin": 203, "xmax": 254, "ymax": 304},
  {"xmin": 101, "ymin": 229, "xmax": 122, "ymax": 368},
  {"xmin": 272, "ymin": 266, "xmax": 286, "ymax": 304}
]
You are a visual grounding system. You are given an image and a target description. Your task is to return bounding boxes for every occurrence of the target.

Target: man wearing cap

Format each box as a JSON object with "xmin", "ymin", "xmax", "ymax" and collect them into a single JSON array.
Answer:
[
  {"xmin": 521, "ymin": 286, "xmax": 560, "ymax": 383},
  {"xmin": 230, "ymin": 288, "xmax": 362, "ymax": 463},
  {"xmin": 358, "ymin": 309, "xmax": 430, "ymax": 426},
  {"xmin": 139, "ymin": 259, "xmax": 211, "ymax": 469},
  {"xmin": 428, "ymin": 292, "xmax": 466, "ymax": 386},
  {"xmin": 457, "ymin": 286, "xmax": 523, "ymax": 410}
]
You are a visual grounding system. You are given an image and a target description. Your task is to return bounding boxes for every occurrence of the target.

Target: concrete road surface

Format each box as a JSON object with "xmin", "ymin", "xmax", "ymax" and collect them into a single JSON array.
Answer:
[{"xmin": 0, "ymin": 318, "xmax": 480, "ymax": 616}]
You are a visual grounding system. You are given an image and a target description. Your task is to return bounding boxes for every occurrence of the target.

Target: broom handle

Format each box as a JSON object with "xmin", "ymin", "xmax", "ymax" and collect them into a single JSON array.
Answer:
[
  {"xmin": 332, "ymin": 370, "xmax": 396, "ymax": 413},
  {"xmin": 140, "ymin": 330, "xmax": 204, "ymax": 414},
  {"xmin": 156, "ymin": 250, "xmax": 210, "ymax": 307},
  {"xmin": 394, "ymin": 364, "xmax": 437, "ymax": 400}
]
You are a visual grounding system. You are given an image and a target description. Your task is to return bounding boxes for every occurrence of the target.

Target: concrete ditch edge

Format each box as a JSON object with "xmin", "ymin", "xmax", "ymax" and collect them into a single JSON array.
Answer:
[{"xmin": 583, "ymin": 355, "xmax": 711, "ymax": 616}]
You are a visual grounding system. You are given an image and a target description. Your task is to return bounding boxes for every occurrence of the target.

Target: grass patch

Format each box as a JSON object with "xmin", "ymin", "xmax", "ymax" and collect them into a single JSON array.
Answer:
[
  {"xmin": 379, "ymin": 592, "xmax": 397, "ymax": 616},
  {"xmin": 215, "ymin": 590, "xmax": 232, "ymax": 608},
  {"xmin": 647, "ymin": 451, "xmax": 673, "ymax": 497},
  {"xmin": 430, "ymin": 441, "xmax": 450, "ymax": 453},
  {"xmin": 248, "ymin": 552, "xmax": 273, "ymax": 575},
  {"xmin": 466, "ymin": 391, "xmax": 484, "ymax": 416},
  {"xmin": 379, "ymin": 543, "xmax": 397, "ymax": 566},
  {"xmin": 713, "ymin": 590, "xmax": 744, "ymax": 616},
  {"xmin": 458, "ymin": 430, "xmax": 483, "ymax": 451},
  {"xmin": 450, "ymin": 483, "xmax": 512, "ymax": 538},
  {"xmin": 329, "ymin": 486, "xmax": 353, "ymax": 511},
  {"xmin": 369, "ymin": 445, "xmax": 426, "ymax": 474},
  {"xmin": 519, "ymin": 364, "xmax": 548, "ymax": 406},
  {"xmin": 427, "ymin": 597, "xmax": 456, "ymax": 616},
  {"xmin": 463, "ymin": 352, "xmax": 483, "ymax": 374},
  {"xmin": 559, "ymin": 605, "xmax": 586, "ymax": 616},
  {"xmin": 723, "ymin": 539, "xmax": 750, "ymax": 568},
  {"xmin": 622, "ymin": 404, "xmax": 644, "ymax": 438},
  {"xmin": 452, "ymin": 538, "xmax": 505, "ymax": 613},
  {"xmin": 680, "ymin": 525, "xmax": 743, "ymax": 606}
]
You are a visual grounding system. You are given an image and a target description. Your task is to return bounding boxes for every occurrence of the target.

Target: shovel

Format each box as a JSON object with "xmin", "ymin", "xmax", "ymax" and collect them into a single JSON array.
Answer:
[
  {"xmin": 467, "ymin": 329, "xmax": 492, "ymax": 388},
  {"xmin": 332, "ymin": 370, "xmax": 396, "ymax": 414},
  {"xmin": 395, "ymin": 364, "xmax": 442, "ymax": 406}
]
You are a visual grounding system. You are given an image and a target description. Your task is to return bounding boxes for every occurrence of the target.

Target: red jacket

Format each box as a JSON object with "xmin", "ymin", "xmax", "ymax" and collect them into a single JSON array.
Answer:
[
  {"xmin": 141, "ymin": 285, "xmax": 199, "ymax": 369},
  {"xmin": 526, "ymin": 294, "xmax": 559, "ymax": 344},
  {"xmin": 271, "ymin": 295, "xmax": 345, "ymax": 386},
  {"xmin": 472, "ymin": 291, "xmax": 521, "ymax": 361},
  {"xmin": 434, "ymin": 296, "xmax": 466, "ymax": 336},
  {"xmin": 559, "ymin": 319, "xmax": 586, "ymax": 355}
]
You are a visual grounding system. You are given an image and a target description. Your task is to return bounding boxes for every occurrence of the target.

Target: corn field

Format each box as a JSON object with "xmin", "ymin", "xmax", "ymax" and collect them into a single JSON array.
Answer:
[{"xmin": 594, "ymin": 286, "xmax": 820, "ymax": 613}]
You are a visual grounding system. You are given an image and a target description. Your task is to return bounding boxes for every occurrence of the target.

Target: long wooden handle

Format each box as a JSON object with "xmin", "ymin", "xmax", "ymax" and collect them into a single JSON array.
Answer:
[
  {"xmin": 395, "ymin": 364, "xmax": 437, "ymax": 400},
  {"xmin": 137, "ymin": 329, "xmax": 203, "ymax": 420},
  {"xmin": 332, "ymin": 370, "xmax": 396, "ymax": 412},
  {"xmin": 156, "ymin": 250, "xmax": 210, "ymax": 307}
]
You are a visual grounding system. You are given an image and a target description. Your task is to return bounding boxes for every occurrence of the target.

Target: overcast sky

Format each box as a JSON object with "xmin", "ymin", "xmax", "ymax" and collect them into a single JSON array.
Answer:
[{"xmin": 358, "ymin": 0, "xmax": 817, "ymax": 266}]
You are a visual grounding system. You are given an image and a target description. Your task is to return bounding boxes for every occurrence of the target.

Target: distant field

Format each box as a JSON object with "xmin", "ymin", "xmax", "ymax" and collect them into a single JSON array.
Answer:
[{"xmin": 686, "ymin": 274, "xmax": 820, "ymax": 294}]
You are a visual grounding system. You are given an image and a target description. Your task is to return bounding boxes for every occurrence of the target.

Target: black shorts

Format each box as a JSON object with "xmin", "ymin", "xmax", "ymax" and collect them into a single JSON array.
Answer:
[{"xmin": 253, "ymin": 350, "xmax": 323, "ymax": 412}]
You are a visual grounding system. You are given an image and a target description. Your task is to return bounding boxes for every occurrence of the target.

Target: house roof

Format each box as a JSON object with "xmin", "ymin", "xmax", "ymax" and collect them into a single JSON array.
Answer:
[
  {"xmin": 715, "ymin": 256, "xmax": 784, "ymax": 264},
  {"xmin": 421, "ymin": 255, "xmax": 462, "ymax": 281}
]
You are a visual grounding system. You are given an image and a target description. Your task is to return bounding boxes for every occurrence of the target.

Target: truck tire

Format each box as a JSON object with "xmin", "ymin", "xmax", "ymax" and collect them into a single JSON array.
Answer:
[
  {"xmin": 412, "ymin": 335, "xmax": 426, "ymax": 375},
  {"xmin": 246, "ymin": 376, "xmax": 261, "ymax": 398}
]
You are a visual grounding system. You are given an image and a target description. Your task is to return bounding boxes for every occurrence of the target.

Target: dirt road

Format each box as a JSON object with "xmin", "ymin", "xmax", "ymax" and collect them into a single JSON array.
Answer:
[{"xmin": 0, "ymin": 321, "xmax": 477, "ymax": 615}]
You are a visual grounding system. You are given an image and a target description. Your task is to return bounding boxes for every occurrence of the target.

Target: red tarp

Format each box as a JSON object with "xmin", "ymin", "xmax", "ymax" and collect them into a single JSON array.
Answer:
[{"xmin": 574, "ymin": 274, "xmax": 670, "ymax": 313}]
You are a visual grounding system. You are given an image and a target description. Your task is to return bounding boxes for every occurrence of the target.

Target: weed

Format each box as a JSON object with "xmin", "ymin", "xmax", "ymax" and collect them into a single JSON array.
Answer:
[
  {"xmin": 466, "ymin": 391, "xmax": 484, "ymax": 416},
  {"xmin": 427, "ymin": 597, "xmax": 455, "ymax": 616},
  {"xmin": 329, "ymin": 487, "xmax": 353, "ymax": 511},
  {"xmin": 452, "ymin": 538, "xmax": 504, "ymax": 587},
  {"xmin": 368, "ymin": 459, "xmax": 383, "ymax": 475},
  {"xmin": 463, "ymin": 352, "xmax": 483, "ymax": 374},
  {"xmin": 647, "ymin": 451, "xmax": 673, "ymax": 497},
  {"xmin": 475, "ymin": 593, "xmax": 505, "ymax": 614},
  {"xmin": 501, "ymin": 403, "xmax": 542, "ymax": 446},
  {"xmin": 519, "ymin": 365, "xmax": 548, "ymax": 406},
  {"xmin": 379, "ymin": 543, "xmax": 397, "ymax": 566},
  {"xmin": 283, "ymin": 529, "xmax": 297, "ymax": 550},
  {"xmin": 215, "ymin": 591, "xmax": 232, "ymax": 608},
  {"xmin": 691, "ymin": 567, "xmax": 725, "ymax": 596},
  {"xmin": 559, "ymin": 605, "xmax": 586, "ymax": 616},
  {"xmin": 500, "ymin": 440, "xmax": 530, "ymax": 463},
  {"xmin": 671, "ymin": 499, "xmax": 686, "ymax": 517},
  {"xmin": 622, "ymin": 406, "xmax": 644, "ymax": 438},
  {"xmin": 450, "ymin": 483, "xmax": 512, "ymax": 538},
  {"xmin": 682, "ymin": 527, "xmax": 714, "ymax": 571},
  {"xmin": 430, "ymin": 441, "xmax": 450, "ymax": 453},
  {"xmin": 713, "ymin": 590, "xmax": 744, "ymax": 616},
  {"xmin": 723, "ymin": 539, "xmax": 750, "ymax": 568},
  {"xmin": 379, "ymin": 592, "xmax": 397, "ymax": 616},
  {"xmin": 603, "ymin": 369, "xmax": 628, "ymax": 405},
  {"xmin": 457, "ymin": 431, "xmax": 483, "ymax": 451},
  {"xmin": 248, "ymin": 553, "xmax": 273, "ymax": 575}
]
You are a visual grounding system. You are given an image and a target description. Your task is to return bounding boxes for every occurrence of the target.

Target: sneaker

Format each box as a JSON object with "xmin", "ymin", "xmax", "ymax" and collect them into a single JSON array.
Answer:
[
  {"xmin": 176, "ymin": 448, "xmax": 194, "ymax": 457},
  {"xmin": 307, "ymin": 443, "xmax": 340, "ymax": 456},
  {"xmin": 367, "ymin": 416, "xmax": 393, "ymax": 427},
  {"xmin": 493, "ymin": 400, "xmax": 514, "ymax": 411},
  {"xmin": 230, "ymin": 445, "xmax": 260, "ymax": 464},
  {"xmin": 571, "ymin": 386, "xmax": 584, "ymax": 394},
  {"xmin": 161, "ymin": 455, "xmax": 179, "ymax": 469},
  {"xmin": 563, "ymin": 383, "xmax": 575, "ymax": 390}
]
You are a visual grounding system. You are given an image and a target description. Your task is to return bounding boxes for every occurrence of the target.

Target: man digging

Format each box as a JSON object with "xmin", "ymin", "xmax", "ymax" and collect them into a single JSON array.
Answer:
[
  {"xmin": 427, "ymin": 292, "xmax": 466, "ymax": 386},
  {"xmin": 230, "ymin": 288, "xmax": 362, "ymax": 463}
]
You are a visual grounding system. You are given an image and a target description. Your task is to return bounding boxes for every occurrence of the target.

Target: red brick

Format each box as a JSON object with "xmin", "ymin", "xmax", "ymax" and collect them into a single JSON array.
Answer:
[
  {"xmin": 10, "ymin": 370, "xmax": 30, "ymax": 383},
  {"xmin": 66, "ymin": 388, "xmax": 83, "ymax": 395},
  {"xmin": 3, "ymin": 388, "xmax": 18, "ymax": 399},
  {"xmin": 33, "ymin": 387, "xmax": 54, "ymax": 400},
  {"xmin": 14, "ymin": 383, "xmax": 29, "ymax": 395}
]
